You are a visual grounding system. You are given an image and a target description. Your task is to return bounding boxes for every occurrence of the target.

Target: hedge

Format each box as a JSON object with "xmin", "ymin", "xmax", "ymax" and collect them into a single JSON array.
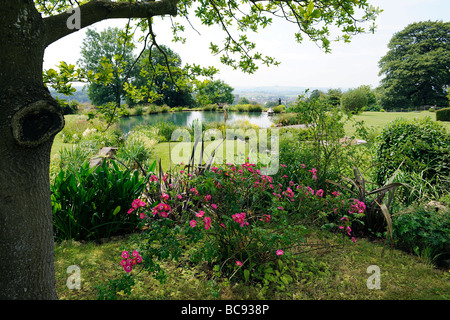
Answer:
[{"xmin": 436, "ymin": 107, "xmax": 450, "ymax": 122}]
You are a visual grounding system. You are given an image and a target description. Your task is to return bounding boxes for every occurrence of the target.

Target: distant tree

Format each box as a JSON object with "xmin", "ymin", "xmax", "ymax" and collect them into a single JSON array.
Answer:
[
  {"xmin": 377, "ymin": 21, "xmax": 450, "ymax": 110},
  {"xmin": 195, "ymin": 80, "xmax": 234, "ymax": 106},
  {"xmin": 78, "ymin": 27, "xmax": 137, "ymax": 106},
  {"xmin": 307, "ymin": 89, "xmax": 325, "ymax": 102},
  {"xmin": 341, "ymin": 87, "xmax": 368, "ymax": 114},
  {"xmin": 325, "ymin": 88, "xmax": 343, "ymax": 107},
  {"xmin": 238, "ymin": 97, "xmax": 251, "ymax": 105},
  {"xmin": 129, "ymin": 45, "xmax": 196, "ymax": 107},
  {"xmin": 358, "ymin": 85, "xmax": 376, "ymax": 107}
]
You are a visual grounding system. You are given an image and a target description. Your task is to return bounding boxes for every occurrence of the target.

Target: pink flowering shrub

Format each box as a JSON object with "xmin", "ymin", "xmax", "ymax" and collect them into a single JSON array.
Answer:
[{"xmin": 122, "ymin": 160, "xmax": 365, "ymax": 283}]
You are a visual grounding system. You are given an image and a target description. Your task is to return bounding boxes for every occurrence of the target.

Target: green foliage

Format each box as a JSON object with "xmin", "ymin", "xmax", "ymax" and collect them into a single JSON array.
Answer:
[
  {"xmin": 289, "ymin": 95, "xmax": 354, "ymax": 191},
  {"xmin": 273, "ymin": 113, "xmax": 301, "ymax": 126},
  {"xmin": 192, "ymin": 0, "xmax": 380, "ymax": 73},
  {"xmin": 377, "ymin": 21, "xmax": 450, "ymax": 110},
  {"xmin": 79, "ymin": 27, "xmax": 137, "ymax": 106},
  {"xmin": 153, "ymin": 121, "xmax": 179, "ymax": 142},
  {"xmin": 436, "ymin": 107, "xmax": 450, "ymax": 122},
  {"xmin": 51, "ymin": 160, "xmax": 148, "ymax": 241},
  {"xmin": 202, "ymin": 104, "xmax": 218, "ymax": 111},
  {"xmin": 392, "ymin": 204, "xmax": 449, "ymax": 264},
  {"xmin": 127, "ymin": 45, "xmax": 198, "ymax": 107},
  {"xmin": 341, "ymin": 87, "xmax": 368, "ymax": 114},
  {"xmin": 272, "ymin": 105, "xmax": 285, "ymax": 113},
  {"xmin": 373, "ymin": 117, "xmax": 450, "ymax": 190},
  {"xmin": 58, "ymin": 144, "xmax": 96, "ymax": 175},
  {"xmin": 195, "ymin": 80, "xmax": 234, "ymax": 106},
  {"xmin": 115, "ymin": 135, "xmax": 154, "ymax": 171},
  {"xmin": 96, "ymin": 274, "xmax": 135, "ymax": 300},
  {"xmin": 123, "ymin": 139, "xmax": 367, "ymax": 287}
]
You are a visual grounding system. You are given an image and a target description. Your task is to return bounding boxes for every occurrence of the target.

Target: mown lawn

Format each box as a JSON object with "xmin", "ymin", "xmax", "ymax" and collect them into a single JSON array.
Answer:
[
  {"xmin": 54, "ymin": 232, "xmax": 449, "ymax": 300},
  {"xmin": 344, "ymin": 111, "xmax": 450, "ymax": 136}
]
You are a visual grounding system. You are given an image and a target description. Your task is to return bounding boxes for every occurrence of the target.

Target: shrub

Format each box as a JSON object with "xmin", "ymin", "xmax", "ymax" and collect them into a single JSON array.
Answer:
[
  {"xmin": 273, "ymin": 113, "xmax": 300, "ymax": 126},
  {"xmin": 247, "ymin": 104, "xmax": 263, "ymax": 112},
  {"xmin": 116, "ymin": 135, "xmax": 154, "ymax": 171},
  {"xmin": 153, "ymin": 121, "xmax": 179, "ymax": 142},
  {"xmin": 123, "ymin": 159, "xmax": 365, "ymax": 284},
  {"xmin": 436, "ymin": 107, "xmax": 450, "ymax": 122},
  {"xmin": 341, "ymin": 88, "xmax": 368, "ymax": 114},
  {"xmin": 392, "ymin": 204, "xmax": 449, "ymax": 264},
  {"xmin": 51, "ymin": 160, "xmax": 149, "ymax": 241},
  {"xmin": 272, "ymin": 105, "xmax": 285, "ymax": 113},
  {"xmin": 58, "ymin": 144, "xmax": 96, "ymax": 175},
  {"xmin": 203, "ymin": 104, "xmax": 218, "ymax": 111},
  {"xmin": 373, "ymin": 117, "xmax": 450, "ymax": 190}
]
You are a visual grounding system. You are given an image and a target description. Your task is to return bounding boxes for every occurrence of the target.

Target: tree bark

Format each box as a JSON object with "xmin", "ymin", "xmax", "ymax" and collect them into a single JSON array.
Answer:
[{"xmin": 0, "ymin": 0, "xmax": 63, "ymax": 299}]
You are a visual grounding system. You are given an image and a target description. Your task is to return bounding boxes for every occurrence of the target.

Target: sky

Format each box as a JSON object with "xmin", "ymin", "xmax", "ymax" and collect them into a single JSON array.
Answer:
[{"xmin": 43, "ymin": 0, "xmax": 450, "ymax": 91}]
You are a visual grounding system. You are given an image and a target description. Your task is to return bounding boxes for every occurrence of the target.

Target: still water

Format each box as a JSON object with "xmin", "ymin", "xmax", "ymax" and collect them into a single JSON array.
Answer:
[{"xmin": 119, "ymin": 111, "xmax": 275, "ymax": 133}]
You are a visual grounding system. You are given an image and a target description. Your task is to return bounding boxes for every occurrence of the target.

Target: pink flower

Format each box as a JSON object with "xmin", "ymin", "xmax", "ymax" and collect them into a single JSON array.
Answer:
[
  {"xmin": 190, "ymin": 220, "xmax": 197, "ymax": 228},
  {"xmin": 236, "ymin": 261, "xmax": 242, "ymax": 266},
  {"xmin": 140, "ymin": 212, "xmax": 146, "ymax": 219},
  {"xmin": 180, "ymin": 170, "xmax": 184, "ymax": 174},
  {"xmin": 204, "ymin": 217, "xmax": 211, "ymax": 230},
  {"xmin": 232, "ymin": 212, "xmax": 249, "ymax": 227},
  {"xmin": 127, "ymin": 208, "xmax": 134, "ymax": 214},
  {"xmin": 211, "ymin": 204, "xmax": 217, "ymax": 210},
  {"xmin": 260, "ymin": 214, "xmax": 271, "ymax": 223},
  {"xmin": 161, "ymin": 193, "xmax": 169, "ymax": 201},
  {"xmin": 277, "ymin": 206, "xmax": 284, "ymax": 210},
  {"xmin": 177, "ymin": 194, "xmax": 182, "ymax": 200},
  {"xmin": 121, "ymin": 251, "xmax": 129, "ymax": 259},
  {"xmin": 348, "ymin": 199, "xmax": 366, "ymax": 214},
  {"xmin": 120, "ymin": 259, "xmax": 127, "ymax": 267},
  {"xmin": 196, "ymin": 210, "xmax": 205, "ymax": 218},
  {"xmin": 351, "ymin": 237, "xmax": 357, "ymax": 244},
  {"xmin": 160, "ymin": 211, "xmax": 169, "ymax": 218},
  {"xmin": 123, "ymin": 265, "xmax": 133, "ymax": 273},
  {"xmin": 131, "ymin": 199, "xmax": 146, "ymax": 209},
  {"xmin": 132, "ymin": 250, "xmax": 139, "ymax": 257},
  {"xmin": 276, "ymin": 250, "xmax": 284, "ymax": 256},
  {"xmin": 332, "ymin": 191, "xmax": 340, "ymax": 197},
  {"xmin": 316, "ymin": 189, "xmax": 324, "ymax": 197},
  {"xmin": 301, "ymin": 163, "xmax": 306, "ymax": 169},
  {"xmin": 204, "ymin": 195, "xmax": 212, "ymax": 202}
]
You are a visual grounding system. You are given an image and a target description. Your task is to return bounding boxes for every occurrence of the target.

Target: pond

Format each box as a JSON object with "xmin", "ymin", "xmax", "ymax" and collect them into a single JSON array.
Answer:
[{"xmin": 119, "ymin": 111, "xmax": 275, "ymax": 133}]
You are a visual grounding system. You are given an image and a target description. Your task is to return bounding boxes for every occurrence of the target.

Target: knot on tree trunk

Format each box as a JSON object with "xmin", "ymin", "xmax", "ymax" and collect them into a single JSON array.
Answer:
[{"xmin": 11, "ymin": 100, "xmax": 64, "ymax": 147}]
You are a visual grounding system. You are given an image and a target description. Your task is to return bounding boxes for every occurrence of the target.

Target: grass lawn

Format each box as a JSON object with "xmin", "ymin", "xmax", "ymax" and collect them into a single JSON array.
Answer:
[
  {"xmin": 54, "ymin": 232, "xmax": 449, "ymax": 300},
  {"xmin": 344, "ymin": 111, "xmax": 450, "ymax": 137}
]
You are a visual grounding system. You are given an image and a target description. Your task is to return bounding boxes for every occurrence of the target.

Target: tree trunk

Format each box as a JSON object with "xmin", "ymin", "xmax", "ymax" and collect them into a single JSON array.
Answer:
[{"xmin": 0, "ymin": 0, "xmax": 64, "ymax": 299}]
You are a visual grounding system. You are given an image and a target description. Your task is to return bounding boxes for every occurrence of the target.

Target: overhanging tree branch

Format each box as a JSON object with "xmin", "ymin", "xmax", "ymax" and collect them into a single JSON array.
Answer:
[{"xmin": 43, "ymin": 0, "xmax": 179, "ymax": 47}]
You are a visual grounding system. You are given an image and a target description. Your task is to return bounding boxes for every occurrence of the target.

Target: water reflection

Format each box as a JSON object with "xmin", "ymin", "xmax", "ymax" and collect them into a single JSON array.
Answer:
[{"xmin": 119, "ymin": 111, "xmax": 274, "ymax": 133}]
